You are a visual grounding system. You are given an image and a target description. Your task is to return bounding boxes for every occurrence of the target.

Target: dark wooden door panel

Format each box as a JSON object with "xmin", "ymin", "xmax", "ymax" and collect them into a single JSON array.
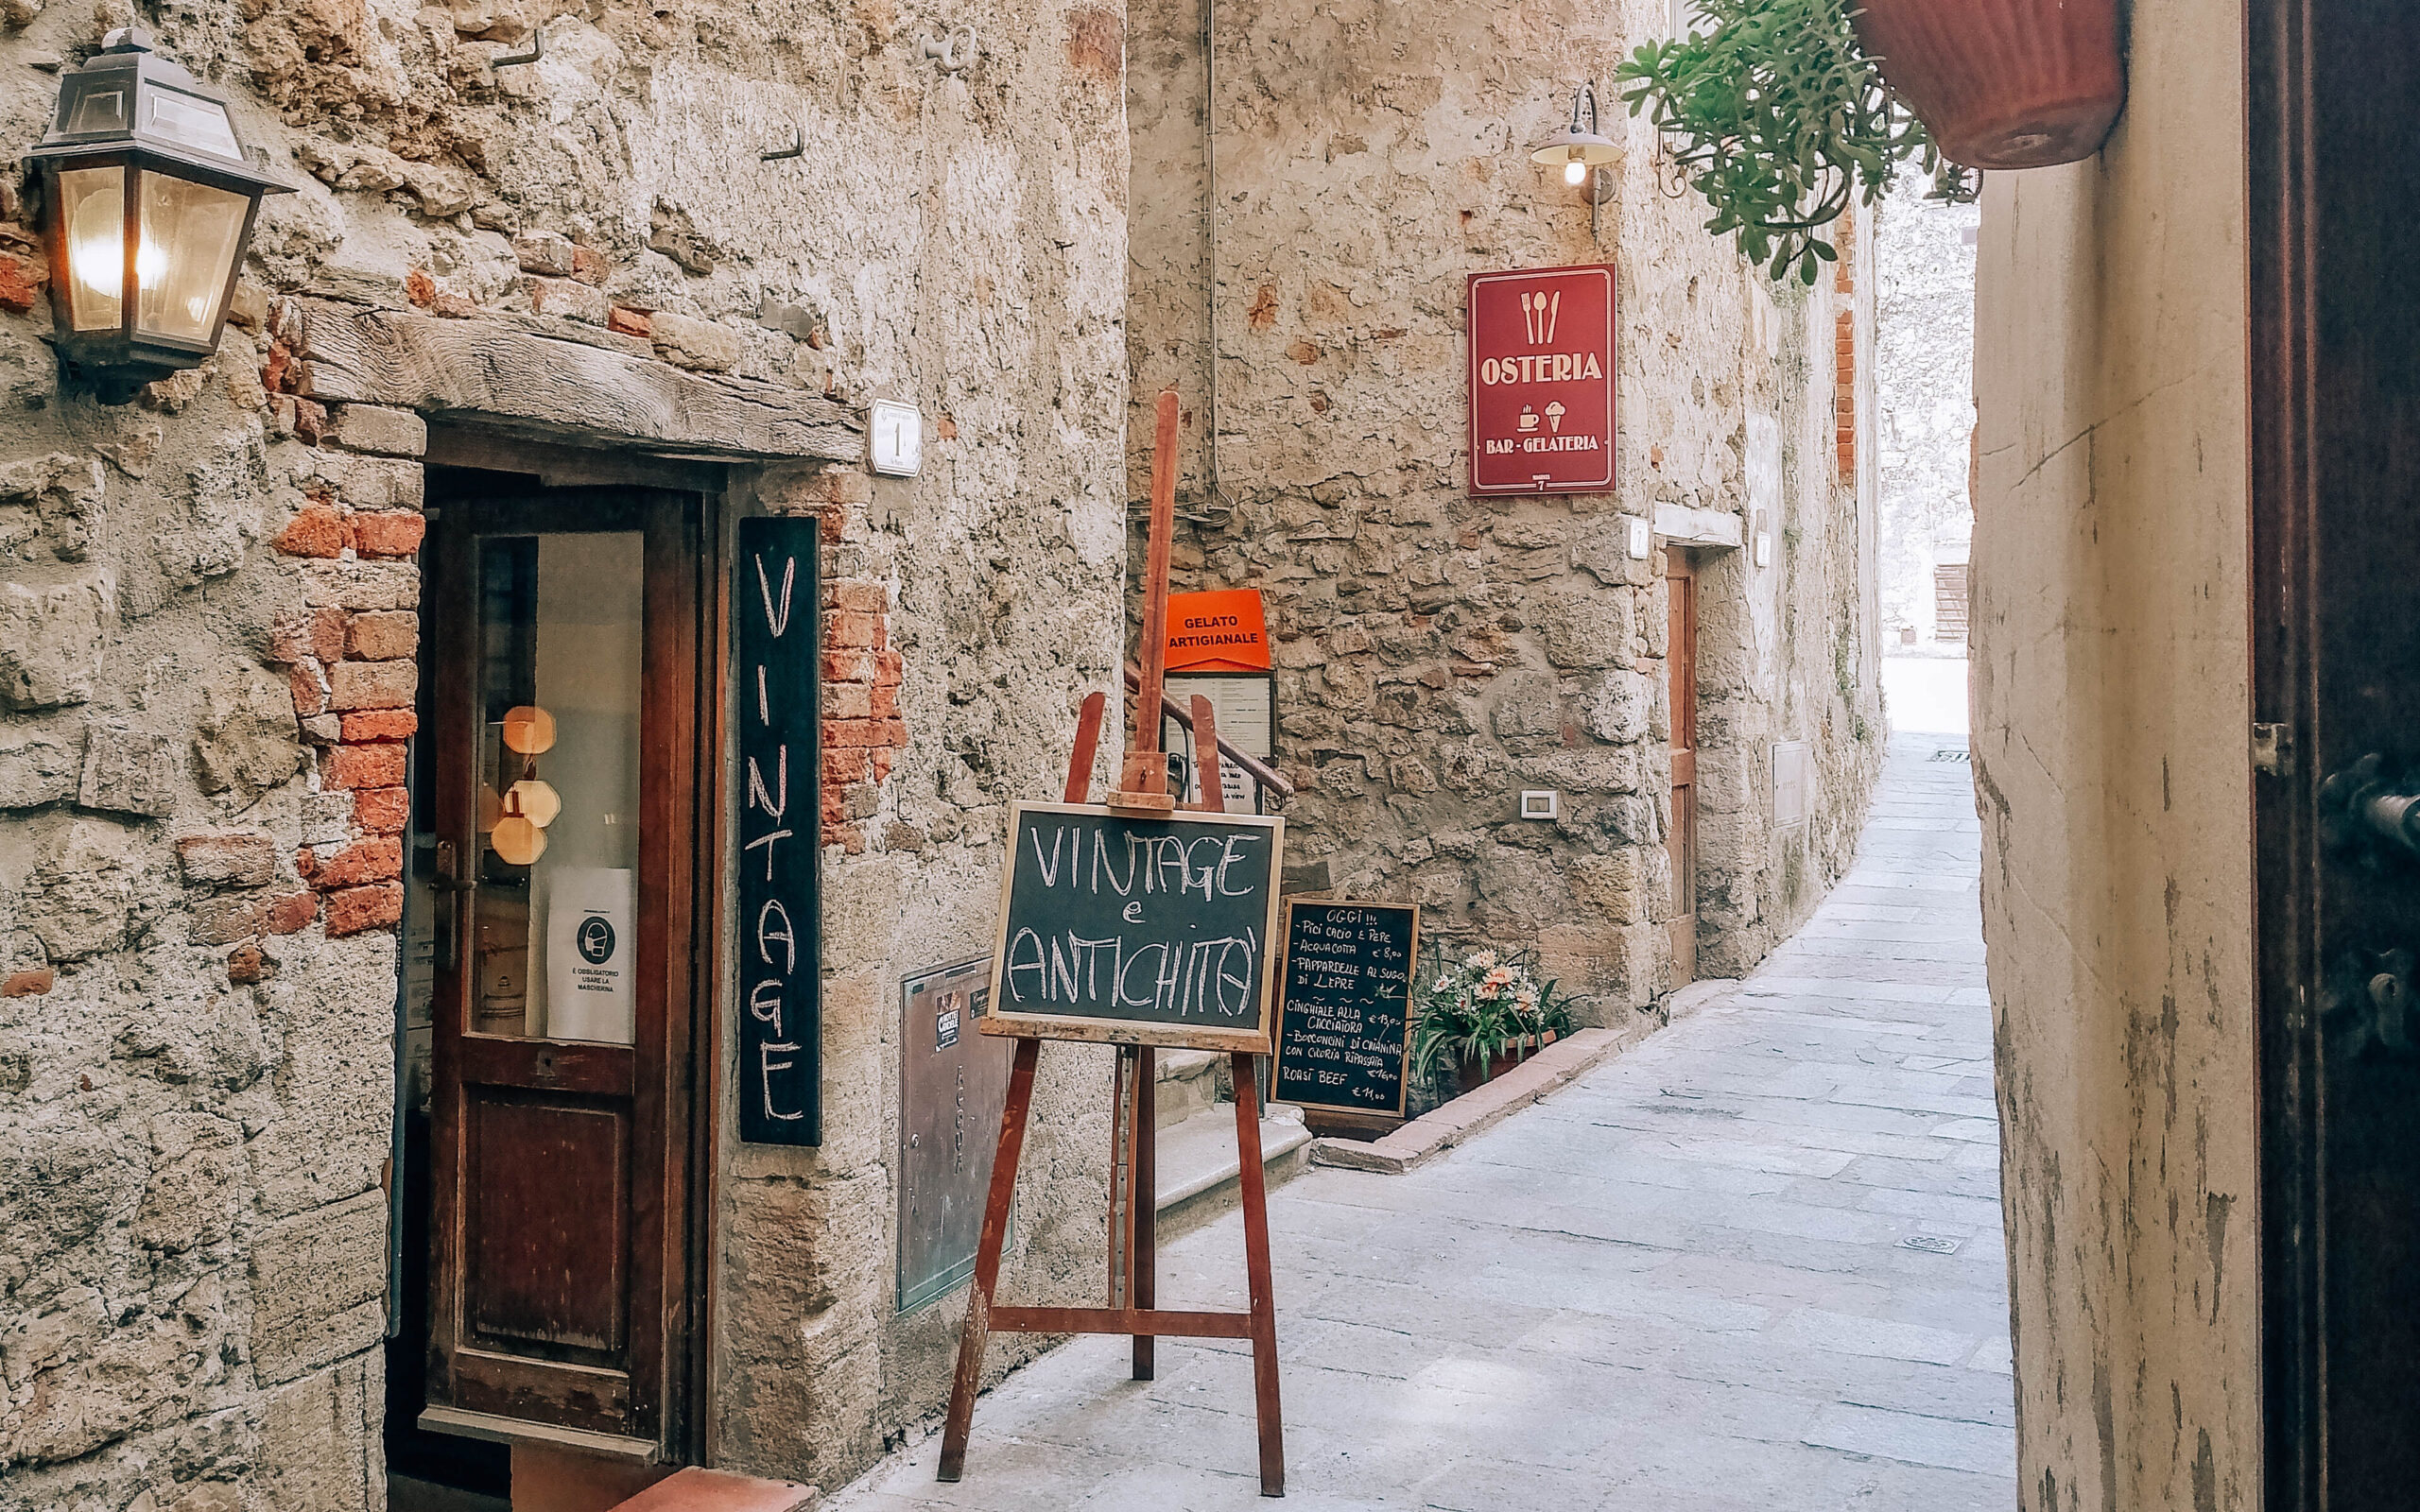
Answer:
[
  {"xmin": 1667, "ymin": 549, "xmax": 1699, "ymax": 987},
  {"xmin": 424, "ymin": 487, "xmax": 704, "ymax": 1457},
  {"xmin": 465, "ymin": 1093, "xmax": 630, "ymax": 1356}
]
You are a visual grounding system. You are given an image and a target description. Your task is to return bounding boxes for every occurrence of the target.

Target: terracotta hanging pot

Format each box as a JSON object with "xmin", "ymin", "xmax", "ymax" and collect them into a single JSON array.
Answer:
[{"xmin": 1852, "ymin": 0, "xmax": 2126, "ymax": 170}]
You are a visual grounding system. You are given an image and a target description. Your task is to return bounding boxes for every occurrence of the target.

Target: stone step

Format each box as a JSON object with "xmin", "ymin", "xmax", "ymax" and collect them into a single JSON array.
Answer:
[
  {"xmin": 1152, "ymin": 1099, "xmax": 1313, "ymax": 1243},
  {"xmin": 1153, "ymin": 1048, "xmax": 1228, "ymax": 1131}
]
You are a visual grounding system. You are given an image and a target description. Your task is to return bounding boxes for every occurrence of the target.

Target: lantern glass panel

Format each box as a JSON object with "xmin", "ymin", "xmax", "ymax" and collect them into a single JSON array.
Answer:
[
  {"xmin": 61, "ymin": 78, "xmax": 130, "ymax": 137},
  {"xmin": 57, "ymin": 164, "xmax": 125, "ymax": 333},
  {"xmin": 135, "ymin": 170, "xmax": 246, "ymax": 344}
]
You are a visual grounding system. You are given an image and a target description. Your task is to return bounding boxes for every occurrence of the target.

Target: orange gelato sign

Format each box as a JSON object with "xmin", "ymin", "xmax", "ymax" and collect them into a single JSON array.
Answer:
[{"xmin": 1164, "ymin": 590, "xmax": 1270, "ymax": 672}]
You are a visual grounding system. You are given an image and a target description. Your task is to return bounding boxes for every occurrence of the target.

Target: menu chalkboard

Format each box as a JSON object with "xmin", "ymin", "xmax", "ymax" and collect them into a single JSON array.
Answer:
[
  {"xmin": 1272, "ymin": 901, "xmax": 1420, "ymax": 1117},
  {"xmin": 983, "ymin": 801, "xmax": 1284, "ymax": 1052},
  {"xmin": 735, "ymin": 517, "xmax": 821, "ymax": 1145}
]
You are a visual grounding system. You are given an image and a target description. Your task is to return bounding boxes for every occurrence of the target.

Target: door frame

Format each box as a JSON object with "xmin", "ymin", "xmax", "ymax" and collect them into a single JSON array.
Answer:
[
  {"xmin": 1666, "ymin": 547, "xmax": 1700, "ymax": 988},
  {"xmin": 2249, "ymin": 4, "xmax": 2420, "ymax": 1506},
  {"xmin": 414, "ymin": 438, "xmax": 726, "ymax": 1469}
]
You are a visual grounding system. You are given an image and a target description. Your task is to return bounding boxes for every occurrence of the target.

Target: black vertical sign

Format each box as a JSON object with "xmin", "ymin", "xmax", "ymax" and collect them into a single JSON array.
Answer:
[{"xmin": 736, "ymin": 518, "xmax": 821, "ymax": 1145}]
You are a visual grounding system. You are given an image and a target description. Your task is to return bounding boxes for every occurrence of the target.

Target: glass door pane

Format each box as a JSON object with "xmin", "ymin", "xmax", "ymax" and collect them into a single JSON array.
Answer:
[{"xmin": 471, "ymin": 531, "xmax": 644, "ymax": 1044}]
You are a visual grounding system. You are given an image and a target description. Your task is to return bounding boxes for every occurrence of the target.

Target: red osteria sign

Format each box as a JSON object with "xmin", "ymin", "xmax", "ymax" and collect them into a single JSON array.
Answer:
[{"xmin": 1466, "ymin": 264, "xmax": 1616, "ymax": 495}]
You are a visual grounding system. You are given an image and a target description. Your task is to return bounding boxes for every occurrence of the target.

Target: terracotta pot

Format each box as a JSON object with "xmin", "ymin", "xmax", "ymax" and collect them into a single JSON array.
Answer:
[
  {"xmin": 1852, "ymin": 0, "xmax": 2125, "ymax": 170},
  {"xmin": 1451, "ymin": 1032, "xmax": 1557, "ymax": 1096}
]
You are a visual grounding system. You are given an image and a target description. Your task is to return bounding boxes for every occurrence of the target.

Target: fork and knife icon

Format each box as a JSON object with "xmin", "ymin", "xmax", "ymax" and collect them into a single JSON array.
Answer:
[{"xmin": 1521, "ymin": 288, "xmax": 1562, "ymax": 346}]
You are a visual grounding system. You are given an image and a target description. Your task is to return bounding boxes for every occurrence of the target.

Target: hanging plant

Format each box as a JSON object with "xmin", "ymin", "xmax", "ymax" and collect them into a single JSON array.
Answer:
[{"xmin": 1615, "ymin": 0, "xmax": 1977, "ymax": 286}]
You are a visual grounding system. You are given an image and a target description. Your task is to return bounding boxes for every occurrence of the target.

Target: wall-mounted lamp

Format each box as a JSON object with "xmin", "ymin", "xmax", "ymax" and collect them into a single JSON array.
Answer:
[
  {"xmin": 1530, "ymin": 82, "xmax": 1620, "ymax": 202},
  {"xmin": 23, "ymin": 28, "xmax": 292, "ymax": 403}
]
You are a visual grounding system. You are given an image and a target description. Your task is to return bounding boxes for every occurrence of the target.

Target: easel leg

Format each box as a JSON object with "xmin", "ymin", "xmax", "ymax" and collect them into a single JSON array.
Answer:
[
  {"xmin": 1132, "ymin": 1045, "xmax": 1157, "ymax": 1380},
  {"xmin": 939, "ymin": 1037, "xmax": 1042, "ymax": 1482},
  {"xmin": 1231, "ymin": 1052, "xmax": 1286, "ymax": 1496}
]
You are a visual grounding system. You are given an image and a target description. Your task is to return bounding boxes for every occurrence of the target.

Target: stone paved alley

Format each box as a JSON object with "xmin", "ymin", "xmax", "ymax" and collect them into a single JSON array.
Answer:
[{"xmin": 834, "ymin": 733, "xmax": 2010, "ymax": 1511}]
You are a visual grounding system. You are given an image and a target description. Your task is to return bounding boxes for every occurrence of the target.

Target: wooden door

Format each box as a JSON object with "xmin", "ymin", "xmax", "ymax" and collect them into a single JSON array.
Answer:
[
  {"xmin": 423, "ymin": 489, "xmax": 701, "ymax": 1457},
  {"xmin": 1665, "ymin": 549, "xmax": 1698, "ymax": 988},
  {"xmin": 2253, "ymin": 6, "xmax": 2420, "ymax": 1506}
]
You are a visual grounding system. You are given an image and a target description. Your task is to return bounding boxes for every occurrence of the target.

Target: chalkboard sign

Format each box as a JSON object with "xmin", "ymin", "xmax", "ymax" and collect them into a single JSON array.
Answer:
[
  {"xmin": 735, "ymin": 517, "xmax": 821, "ymax": 1145},
  {"xmin": 1272, "ymin": 901, "xmax": 1420, "ymax": 1117},
  {"xmin": 984, "ymin": 801, "xmax": 1284, "ymax": 1052}
]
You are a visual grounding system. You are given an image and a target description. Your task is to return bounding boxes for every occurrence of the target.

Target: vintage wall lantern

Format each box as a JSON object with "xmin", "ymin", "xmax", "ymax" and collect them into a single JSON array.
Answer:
[
  {"xmin": 1531, "ymin": 82, "xmax": 1621, "ymax": 199},
  {"xmin": 24, "ymin": 28, "xmax": 292, "ymax": 402}
]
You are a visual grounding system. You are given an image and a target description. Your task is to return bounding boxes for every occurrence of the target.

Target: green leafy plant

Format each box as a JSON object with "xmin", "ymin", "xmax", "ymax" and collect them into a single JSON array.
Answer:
[
  {"xmin": 1410, "ymin": 949, "xmax": 1573, "ymax": 1083},
  {"xmin": 1615, "ymin": 0, "xmax": 1979, "ymax": 284}
]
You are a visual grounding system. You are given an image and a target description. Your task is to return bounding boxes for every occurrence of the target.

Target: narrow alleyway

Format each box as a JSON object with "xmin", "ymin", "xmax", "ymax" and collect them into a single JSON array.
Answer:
[{"xmin": 835, "ymin": 734, "xmax": 2008, "ymax": 1511}]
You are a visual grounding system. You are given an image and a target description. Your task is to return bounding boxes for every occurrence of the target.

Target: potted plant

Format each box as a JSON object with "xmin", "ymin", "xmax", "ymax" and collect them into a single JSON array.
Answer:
[
  {"xmin": 1411, "ymin": 951, "xmax": 1574, "ymax": 1096},
  {"xmin": 1616, "ymin": 0, "xmax": 2122, "ymax": 284}
]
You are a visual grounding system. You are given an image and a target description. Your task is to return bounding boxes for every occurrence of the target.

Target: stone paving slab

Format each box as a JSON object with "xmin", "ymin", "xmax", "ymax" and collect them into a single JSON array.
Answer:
[{"xmin": 829, "ymin": 741, "xmax": 2010, "ymax": 1510}]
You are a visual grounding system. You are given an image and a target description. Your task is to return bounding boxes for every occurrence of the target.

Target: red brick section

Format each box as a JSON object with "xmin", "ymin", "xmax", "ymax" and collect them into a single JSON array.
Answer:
[
  {"xmin": 821, "ymin": 575, "xmax": 908, "ymax": 851},
  {"xmin": 263, "ymin": 390, "xmax": 429, "ymax": 939},
  {"xmin": 1834, "ymin": 205, "xmax": 1858, "ymax": 485}
]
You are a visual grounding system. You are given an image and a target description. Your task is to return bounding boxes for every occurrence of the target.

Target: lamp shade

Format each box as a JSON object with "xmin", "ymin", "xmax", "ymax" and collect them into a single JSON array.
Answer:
[
  {"xmin": 1530, "ymin": 127, "xmax": 1622, "ymax": 169},
  {"xmin": 23, "ymin": 29, "xmax": 292, "ymax": 400}
]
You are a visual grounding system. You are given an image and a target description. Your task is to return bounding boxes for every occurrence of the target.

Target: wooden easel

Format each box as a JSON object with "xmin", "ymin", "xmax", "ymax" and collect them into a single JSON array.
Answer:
[{"xmin": 939, "ymin": 392, "xmax": 1287, "ymax": 1497}]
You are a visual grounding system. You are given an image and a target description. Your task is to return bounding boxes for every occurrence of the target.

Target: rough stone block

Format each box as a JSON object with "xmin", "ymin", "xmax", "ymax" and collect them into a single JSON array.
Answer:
[
  {"xmin": 176, "ymin": 831, "xmax": 279, "ymax": 887},
  {"xmin": 78, "ymin": 723, "xmax": 175, "ymax": 817},
  {"xmin": 302, "ymin": 560, "xmax": 420, "ymax": 611},
  {"xmin": 25, "ymin": 821, "xmax": 136, "ymax": 958},
  {"xmin": 513, "ymin": 232, "xmax": 578, "ymax": 278},
  {"xmin": 196, "ymin": 666, "xmax": 306, "ymax": 796},
  {"xmin": 1538, "ymin": 593, "xmax": 1633, "ymax": 669},
  {"xmin": 293, "ymin": 450, "xmax": 424, "ymax": 512},
  {"xmin": 301, "ymin": 791, "xmax": 355, "ymax": 847},
  {"xmin": 325, "ymin": 883, "xmax": 403, "ymax": 936},
  {"xmin": 327, "ymin": 660, "xmax": 417, "ymax": 712},
  {"xmin": 327, "ymin": 404, "xmax": 427, "ymax": 457},
  {"xmin": 0, "ymin": 576, "xmax": 112, "ymax": 711},
  {"xmin": 528, "ymin": 276, "xmax": 610, "ymax": 324},
  {"xmin": 0, "ymin": 729, "xmax": 81, "ymax": 808},
  {"xmin": 344, "ymin": 610, "xmax": 420, "ymax": 662},
  {"xmin": 650, "ymin": 311, "xmax": 744, "ymax": 372},
  {"xmin": 248, "ymin": 1193, "xmax": 389, "ymax": 1384}
]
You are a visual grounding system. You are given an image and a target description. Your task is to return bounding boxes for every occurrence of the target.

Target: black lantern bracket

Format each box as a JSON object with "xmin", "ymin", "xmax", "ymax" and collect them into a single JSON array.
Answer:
[{"xmin": 23, "ymin": 27, "xmax": 294, "ymax": 403}]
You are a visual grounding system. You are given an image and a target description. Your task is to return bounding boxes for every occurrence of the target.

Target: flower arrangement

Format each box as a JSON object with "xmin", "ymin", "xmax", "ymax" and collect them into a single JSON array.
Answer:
[{"xmin": 1409, "ymin": 949, "xmax": 1573, "ymax": 1088}]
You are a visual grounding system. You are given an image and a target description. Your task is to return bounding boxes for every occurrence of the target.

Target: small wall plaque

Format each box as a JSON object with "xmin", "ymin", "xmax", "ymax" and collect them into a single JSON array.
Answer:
[{"xmin": 871, "ymin": 398, "xmax": 923, "ymax": 477}]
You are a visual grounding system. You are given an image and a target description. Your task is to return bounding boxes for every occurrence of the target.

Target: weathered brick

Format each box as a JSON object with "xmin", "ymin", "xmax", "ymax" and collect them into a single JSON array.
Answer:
[
  {"xmin": 289, "ymin": 662, "xmax": 330, "ymax": 718},
  {"xmin": 338, "ymin": 709, "xmax": 417, "ymax": 743},
  {"xmin": 325, "ymin": 883, "xmax": 404, "ymax": 936},
  {"xmin": 821, "ymin": 649, "xmax": 878, "ymax": 682},
  {"xmin": 274, "ymin": 506, "xmax": 345, "ymax": 558},
  {"xmin": 0, "ymin": 252, "xmax": 44, "ymax": 315},
  {"xmin": 826, "ymin": 611, "xmax": 877, "ymax": 649},
  {"xmin": 823, "ymin": 747, "xmax": 870, "ymax": 784},
  {"xmin": 783, "ymin": 469, "xmax": 873, "ymax": 507},
  {"xmin": 309, "ymin": 837, "xmax": 401, "ymax": 889},
  {"xmin": 324, "ymin": 743, "xmax": 406, "ymax": 789},
  {"xmin": 1, "ymin": 968, "xmax": 53, "ymax": 997},
  {"xmin": 344, "ymin": 610, "xmax": 419, "ymax": 662},
  {"xmin": 830, "ymin": 580, "xmax": 889, "ymax": 613},
  {"xmin": 349, "ymin": 511, "xmax": 425, "ymax": 558},
  {"xmin": 226, "ymin": 943, "xmax": 273, "ymax": 985},
  {"xmin": 825, "ymin": 683, "xmax": 873, "ymax": 719},
  {"xmin": 607, "ymin": 306, "xmax": 651, "ymax": 337},
  {"xmin": 269, "ymin": 607, "xmax": 348, "ymax": 666},
  {"xmin": 353, "ymin": 785, "xmax": 410, "ymax": 833},
  {"xmin": 572, "ymin": 245, "xmax": 609, "ymax": 284},
  {"xmin": 265, "ymin": 890, "xmax": 317, "ymax": 935},
  {"xmin": 870, "ymin": 681, "xmax": 899, "ymax": 719},
  {"xmin": 176, "ymin": 831, "xmax": 279, "ymax": 888},
  {"xmin": 327, "ymin": 660, "xmax": 417, "ymax": 712}
]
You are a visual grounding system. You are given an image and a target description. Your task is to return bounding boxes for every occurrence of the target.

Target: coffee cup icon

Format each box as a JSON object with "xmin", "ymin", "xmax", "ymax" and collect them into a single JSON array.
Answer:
[{"xmin": 1516, "ymin": 406, "xmax": 1540, "ymax": 433}]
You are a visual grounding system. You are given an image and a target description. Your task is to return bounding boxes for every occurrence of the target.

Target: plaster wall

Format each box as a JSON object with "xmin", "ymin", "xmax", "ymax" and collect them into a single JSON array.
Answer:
[
  {"xmin": 0, "ymin": 1, "xmax": 1131, "ymax": 1507},
  {"xmin": 1970, "ymin": 0, "xmax": 2257, "ymax": 1503},
  {"xmin": 1124, "ymin": 0, "xmax": 1882, "ymax": 1015}
]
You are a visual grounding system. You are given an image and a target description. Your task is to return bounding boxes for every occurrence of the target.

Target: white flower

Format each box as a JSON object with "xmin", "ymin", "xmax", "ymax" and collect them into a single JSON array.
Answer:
[
  {"xmin": 1434, "ymin": 975, "xmax": 1454, "ymax": 992},
  {"xmin": 1465, "ymin": 950, "xmax": 1498, "ymax": 970}
]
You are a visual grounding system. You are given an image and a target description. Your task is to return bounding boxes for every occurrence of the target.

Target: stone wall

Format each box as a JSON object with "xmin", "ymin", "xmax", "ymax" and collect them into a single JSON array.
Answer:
[
  {"xmin": 0, "ymin": 0, "xmax": 1131, "ymax": 1507},
  {"xmin": 1971, "ymin": 0, "xmax": 2258, "ymax": 1503},
  {"xmin": 1124, "ymin": 0, "xmax": 1882, "ymax": 1014},
  {"xmin": 1875, "ymin": 175, "xmax": 1978, "ymax": 653}
]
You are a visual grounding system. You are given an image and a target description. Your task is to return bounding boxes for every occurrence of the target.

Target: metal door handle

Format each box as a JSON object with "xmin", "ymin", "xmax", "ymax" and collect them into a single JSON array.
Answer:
[{"xmin": 2321, "ymin": 753, "xmax": 2420, "ymax": 859}]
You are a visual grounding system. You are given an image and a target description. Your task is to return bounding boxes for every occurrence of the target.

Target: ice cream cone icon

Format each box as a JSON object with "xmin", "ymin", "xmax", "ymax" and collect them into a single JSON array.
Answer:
[{"xmin": 1545, "ymin": 401, "xmax": 1566, "ymax": 434}]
